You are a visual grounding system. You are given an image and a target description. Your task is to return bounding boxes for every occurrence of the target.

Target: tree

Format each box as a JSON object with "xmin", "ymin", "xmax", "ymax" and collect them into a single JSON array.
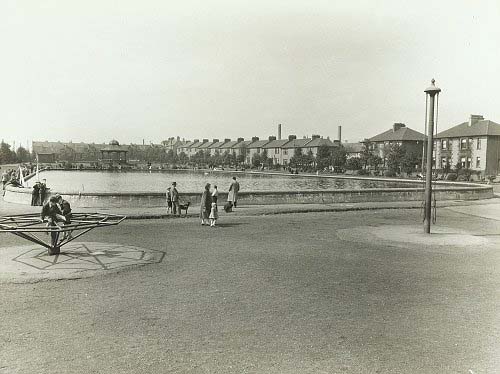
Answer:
[
  {"xmin": 251, "ymin": 153, "xmax": 261, "ymax": 167},
  {"xmin": 401, "ymin": 152, "xmax": 421, "ymax": 175},
  {"xmin": 178, "ymin": 151, "xmax": 188, "ymax": 165},
  {"xmin": 16, "ymin": 146, "xmax": 31, "ymax": 163},
  {"xmin": 386, "ymin": 144, "xmax": 405, "ymax": 175},
  {"xmin": 290, "ymin": 147, "xmax": 303, "ymax": 168},
  {"xmin": 345, "ymin": 157, "xmax": 362, "ymax": 170},
  {"xmin": 0, "ymin": 141, "xmax": 15, "ymax": 164},
  {"xmin": 330, "ymin": 146, "xmax": 347, "ymax": 170},
  {"xmin": 360, "ymin": 140, "xmax": 374, "ymax": 170},
  {"xmin": 260, "ymin": 149, "xmax": 269, "ymax": 168},
  {"xmin": 316, "ymin": 145, "xmax": 332, "ymax": 170}
]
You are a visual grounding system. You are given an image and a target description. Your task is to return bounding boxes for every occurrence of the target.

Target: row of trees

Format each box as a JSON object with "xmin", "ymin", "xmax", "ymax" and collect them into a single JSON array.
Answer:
[{"xmin": 0, "ymin": 141, "xmax": 32, "ymax": 164}]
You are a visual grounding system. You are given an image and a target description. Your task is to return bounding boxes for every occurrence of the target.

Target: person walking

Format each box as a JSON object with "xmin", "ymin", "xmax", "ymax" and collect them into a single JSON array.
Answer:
[
  {"xmin": 200, "ymin": 183, "xmax": 212, "ymax": 225},
  {"xmin": 170, "ymin": 182, "xmax": 180, "ymax": 216},
  {"xmin": 228, "ymin": 176, "xmax": 240, "ymax": 208}
]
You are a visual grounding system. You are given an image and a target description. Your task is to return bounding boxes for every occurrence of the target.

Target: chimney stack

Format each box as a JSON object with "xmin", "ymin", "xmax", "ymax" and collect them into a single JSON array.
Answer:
[
  {"xmin": 224, "ymin": 138, "xmax": 231, "ymax": 143},
  {"xmin": 268, "ymin": 136, "xmax": 276, "ymax": 141},
  {"xmin": 237, "ymin": 137, "xmax": 244, "ymax": 142},
  {"xmin": 251, "ymin": 136, "xmax": 259, "ymax": 142},
  {"xmin": 469, "ymin": 114, "xmax": 484, "ymax": 127},
  {"xmin": 312, "ymin": 134, "xmax": 320, "ymax": 139},
  {"xmin": 393, "ymin": 123, "xmax": 405, "ymax": 132},
  {"xmin": 278, "ymin": 124, "xmax": 282, "ymax": 140},
  {"xmin": 202, "ymin": 138, "xmax": 208, "ymax": 143},
  {"xmin": 338, "ymin": 126, "xmax": 342, "ymax": 142},
  {"xmin": 212, "ymin": 138, "xmax": 219, "ymax": 143}
]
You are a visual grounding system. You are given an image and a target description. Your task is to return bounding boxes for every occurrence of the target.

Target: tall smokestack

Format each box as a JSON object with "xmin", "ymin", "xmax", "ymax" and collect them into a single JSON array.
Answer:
[
  {"xmin": 278, "ymin": 124, "xmax": 282, "ymax": 140},
  {"xmin": 337, "ymin": 126, "xmax": 342, "ymax": 143}
]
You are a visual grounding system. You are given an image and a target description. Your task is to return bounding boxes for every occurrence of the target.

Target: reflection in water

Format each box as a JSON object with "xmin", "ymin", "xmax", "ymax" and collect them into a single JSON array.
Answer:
[{"xmin": 40, "ymin": 170, "xmax": 421, "ymax": 193}]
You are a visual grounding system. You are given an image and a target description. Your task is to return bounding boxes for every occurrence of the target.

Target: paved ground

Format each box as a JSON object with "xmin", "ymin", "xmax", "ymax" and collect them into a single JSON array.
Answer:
[{"xmin": 0, "ymin": 203, "xmax": 499, "ymax": 373}]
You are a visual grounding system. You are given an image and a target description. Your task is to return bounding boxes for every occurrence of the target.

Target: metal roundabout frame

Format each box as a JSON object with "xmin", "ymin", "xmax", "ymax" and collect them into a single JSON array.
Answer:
[{"xmin": 0, "ymin": 213, "xmax": 126, "ymax": 255}]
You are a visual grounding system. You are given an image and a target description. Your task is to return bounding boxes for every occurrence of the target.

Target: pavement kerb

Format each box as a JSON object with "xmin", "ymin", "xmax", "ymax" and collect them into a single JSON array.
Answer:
[{"xmin": 118, "ymin": 197, "xmax": 500, "ymax": 219}]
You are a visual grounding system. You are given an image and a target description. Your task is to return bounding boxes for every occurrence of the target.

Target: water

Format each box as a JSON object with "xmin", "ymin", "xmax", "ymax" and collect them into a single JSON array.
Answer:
[{"xmin": 37, "ymin": 170, "xmax": 421, "ymax": 193}]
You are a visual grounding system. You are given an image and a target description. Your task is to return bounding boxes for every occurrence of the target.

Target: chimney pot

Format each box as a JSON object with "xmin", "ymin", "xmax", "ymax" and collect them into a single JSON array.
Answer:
[
  {"xmin": 393, "ymin": 123, "xmax": 405, "ymax": 132},
  {"xmin": 469, "ymin": 114, "xmax": 484, "ymax": 127}
]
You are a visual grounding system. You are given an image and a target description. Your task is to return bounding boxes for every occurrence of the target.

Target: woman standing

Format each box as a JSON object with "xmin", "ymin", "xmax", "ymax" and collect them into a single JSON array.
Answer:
[{"xmin": 200, "ymin": 183, "xmax": 212, "ymax": 225}]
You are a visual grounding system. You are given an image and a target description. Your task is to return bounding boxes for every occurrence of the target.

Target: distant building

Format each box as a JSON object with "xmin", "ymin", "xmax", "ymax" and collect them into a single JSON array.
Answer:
[
  {"xmin": 434, "ymin": 115, "xmax": 500, "ymax": 175},
  {"xmin": 263, "ymin": 137, "xmax": 288, "ymax": 165},
  {"xmin": 368, "ymin": 123, "xmax": 426, "ymax": 160},
  {"xmin": 343, "ymin": 142, "xmax": 363, "ymax": 159},
  {"xmin": 246, "ymin": 138, "xmax": 270, "ymax": 164}
]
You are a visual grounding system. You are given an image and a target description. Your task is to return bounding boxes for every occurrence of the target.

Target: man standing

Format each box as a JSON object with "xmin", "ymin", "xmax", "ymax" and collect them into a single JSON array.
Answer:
[
  {"xmin": 31, "ymin": 182, "xmax": 40, "ymax": 206},
  {"xmin": 39, "ymin": 179, "xmax": 47, "ymax": 206},
  {"xmin": 170, "ymin": 182, "xmax": 180, "ymax": 216},
  {"xmin": 228, "ymin": 176, "xmax": 240, "ymax": 208}
]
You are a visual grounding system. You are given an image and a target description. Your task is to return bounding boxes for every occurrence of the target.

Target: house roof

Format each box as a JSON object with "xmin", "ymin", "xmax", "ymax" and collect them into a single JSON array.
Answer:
[
  {"xmin": 435, "ymin": 120, "xmax": 500, "ymax": 138},
  {"xmin": 263, "ymin": 139, "xmax": 289, "ymax": 148},
  {"xmin": 369, "ymin": 127, "xmax": 425, "ymax": 142},
  {"xmin": 219, "ymin": 141, "xmax": 239, "ymax": 149},
  {"xmin": 247, "ymin": 140, "xmax": 270, "ymax": 148},
  {"xmin": 188, "ymin": 141, "xmax": 204, "ymax": 149},
  {"xmin": 282, "ymin": 139, "xmax": 311, "ymax": 149},
  {"xmin": 198, "ymin": 141, "xmax": 214, "ymax": 150},
  {"xmin": 305, "ymin": 138, "xmax": 336, "ymax": 148},
  {"xmin": 208, "ymin": 141, "xmax": 226, "ymax": 149},
  {"xmin": 343, "ymin": 142, "xmax": 364, "ymax": 153},
  {"xmin": 233, "ymin": 140, "xmax": 252, "ymax": 148}
]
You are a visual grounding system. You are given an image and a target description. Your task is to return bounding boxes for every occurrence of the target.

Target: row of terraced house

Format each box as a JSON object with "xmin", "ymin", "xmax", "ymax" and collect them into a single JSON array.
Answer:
[{"xmin": 162, "ymin": 135, "xmax": 337, "ymax": 166}]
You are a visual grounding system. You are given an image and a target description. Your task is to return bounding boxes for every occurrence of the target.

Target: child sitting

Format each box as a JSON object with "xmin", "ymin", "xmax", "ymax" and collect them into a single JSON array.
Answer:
[{"xmin": 209, "ymin": 201, "xmax": 218, "ymax": 227}]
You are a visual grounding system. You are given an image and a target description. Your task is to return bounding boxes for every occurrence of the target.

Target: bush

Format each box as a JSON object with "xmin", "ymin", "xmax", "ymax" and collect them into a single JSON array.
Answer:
[
  {"xmin": 384, "ymin": 170, "xmax": 397, "ymax": 177},
  {"xmin": 356, "ymin": 169, "xmax": 369, "ymax": 176},
  {"xmin": 445, "ymin": 173, "xmax": 457, "ymax": 181}
]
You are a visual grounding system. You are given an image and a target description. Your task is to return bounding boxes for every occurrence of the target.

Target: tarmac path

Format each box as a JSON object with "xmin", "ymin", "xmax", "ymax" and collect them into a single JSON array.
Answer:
[{"xmin": 0, "ymin": 208, "xmax": 499, "ymax": 373}]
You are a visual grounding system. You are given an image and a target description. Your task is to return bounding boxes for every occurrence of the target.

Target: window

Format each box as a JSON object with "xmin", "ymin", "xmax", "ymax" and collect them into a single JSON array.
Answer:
[
  {"xmin": 283, "ymin": 149, "xmax": 288, "ymax": 155},
  {"xmin": 257, "ymin": 148, "xmax": 260, "ymax": 154},
  {"xmin": 441, "ymin": 140, "xmax": 448, "ymax": 150},
  {"xmin": 477, "ymin": 138, "xmax": 481, "ymax": 150},
  {"xmin": 468, "ymin": 138, "xmax": 473, "ymax": 149},
  {"xmin": 461, "ymin": 157, "xmax": 466, "ymax": 168},
  {"xmin": 275, "ymin": 148, "xmax": 279, "ymax": 154},
  {"xmin": 476, "ymin": 157, "xmax": 481, "ymax": 168},
  {"xmin": 467, "ymin": 157, "xmax": 472, "ymax": 168},
  {"xmin": 461, "ymin": 139, "xmax": 467, "ymax": 150},
  {"xmin": 441, "ymin": 157, "xmax": 447, "ymax": 167}
]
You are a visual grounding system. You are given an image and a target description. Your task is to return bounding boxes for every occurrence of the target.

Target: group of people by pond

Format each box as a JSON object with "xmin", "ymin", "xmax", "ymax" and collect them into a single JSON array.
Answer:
[{"xmin": 165, "ymin": 176, "xmax": 240, "ymax": 227}]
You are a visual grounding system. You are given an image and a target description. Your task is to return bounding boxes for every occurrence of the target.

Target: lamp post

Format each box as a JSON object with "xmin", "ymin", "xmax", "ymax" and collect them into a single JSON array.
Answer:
[{"xmin": 424, "ymin": 79, "xmax": 441, "ymax": 234}]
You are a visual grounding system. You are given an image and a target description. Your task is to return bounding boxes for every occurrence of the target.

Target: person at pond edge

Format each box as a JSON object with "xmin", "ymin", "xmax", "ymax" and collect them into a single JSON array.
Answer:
[
  {"xmin": 200, "ymin": 183, "xmax": 212, "ymax": 225},
  {"xmin": 170, "ymin": 182, "xmax": 180, "ymax": 216},
  {"xmin": 228, "ymin": 176, "xmax": 240, "ymax": 208}
]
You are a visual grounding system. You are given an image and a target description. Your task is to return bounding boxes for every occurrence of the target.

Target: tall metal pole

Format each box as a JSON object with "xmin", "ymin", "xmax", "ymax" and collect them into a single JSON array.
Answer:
[{"xmin": 424, "ymin": 79, "xmax": 441, "ymax": 234}]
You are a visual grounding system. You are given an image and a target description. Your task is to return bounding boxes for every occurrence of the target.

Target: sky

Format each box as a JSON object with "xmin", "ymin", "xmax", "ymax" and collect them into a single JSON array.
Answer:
[{"xmin": 1, "ymin": 0, "xmax": 500, "ymax": 149}]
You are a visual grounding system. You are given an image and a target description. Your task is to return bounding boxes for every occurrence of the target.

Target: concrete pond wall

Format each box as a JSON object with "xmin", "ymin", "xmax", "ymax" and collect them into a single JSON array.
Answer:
[{"xmin": 3, "ymin": 183, "xmax": 494, "ymax": 208}]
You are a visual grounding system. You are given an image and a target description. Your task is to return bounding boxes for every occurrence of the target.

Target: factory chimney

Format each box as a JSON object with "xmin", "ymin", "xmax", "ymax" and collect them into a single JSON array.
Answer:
[
  {"xmin": 278, "ymin": 124, "xmax": 282, "ymax": 140},
  {"xmin": 337, "ymin": 126, "xmax": 342, "ymax": 143}
]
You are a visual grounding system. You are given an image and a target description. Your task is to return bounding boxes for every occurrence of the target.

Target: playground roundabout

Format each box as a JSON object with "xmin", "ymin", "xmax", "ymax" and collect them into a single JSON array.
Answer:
[
  {"xmin": 0, "ymin": 212, "xmax": 165, "ymax": 283},
  {"xmin": 0, "ymin": 241, "xmax": 166, "ymax": 283}
]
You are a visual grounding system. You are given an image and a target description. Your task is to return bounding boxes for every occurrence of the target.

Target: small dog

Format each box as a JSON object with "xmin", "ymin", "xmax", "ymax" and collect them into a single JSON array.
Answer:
[{"xmin": 179, "ymin": 202, "xmax": 190, "ymax": 215}]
